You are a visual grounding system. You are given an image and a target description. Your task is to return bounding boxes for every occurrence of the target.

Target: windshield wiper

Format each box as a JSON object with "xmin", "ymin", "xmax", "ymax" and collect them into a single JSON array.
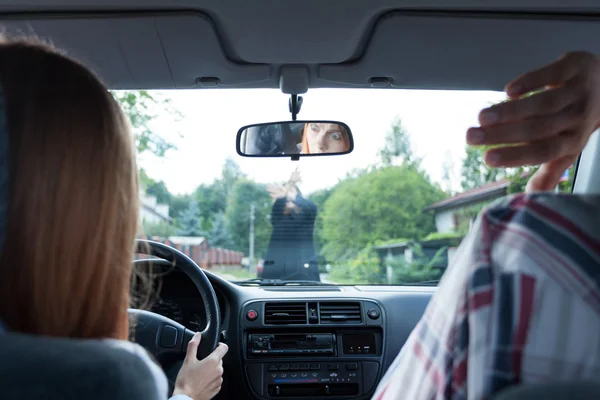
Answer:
[{"xmin": 234, "ymin": 278, "xmax": 336, "ymax": 286}]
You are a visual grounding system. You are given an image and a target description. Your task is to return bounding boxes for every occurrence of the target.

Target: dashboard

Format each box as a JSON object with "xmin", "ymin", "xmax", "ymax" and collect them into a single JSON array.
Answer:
[
  {"xmin": 148, "ymin": 268, "xmax": 227, "ymax": 331},
  {"xmin": 146, "ymin": 263, "xmax": 434, "ymax": 400}
]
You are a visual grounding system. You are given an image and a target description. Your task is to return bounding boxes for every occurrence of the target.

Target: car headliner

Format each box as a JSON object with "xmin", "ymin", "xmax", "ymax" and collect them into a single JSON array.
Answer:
[{"xmin": 0, "ymin": 0, "xmax": 598, "ymax": 91}]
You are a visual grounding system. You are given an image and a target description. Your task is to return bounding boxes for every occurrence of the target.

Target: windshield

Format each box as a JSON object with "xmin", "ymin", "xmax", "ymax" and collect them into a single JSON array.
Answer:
[{"xmin": 121, "ymin": 89, "xmax": 575, "ymax": 285}]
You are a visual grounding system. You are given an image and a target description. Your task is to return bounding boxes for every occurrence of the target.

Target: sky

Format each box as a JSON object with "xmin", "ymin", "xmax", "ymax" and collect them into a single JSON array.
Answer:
[{"xmin": 136, "ymin": 88, "xmax": 507, "ymax": 196}]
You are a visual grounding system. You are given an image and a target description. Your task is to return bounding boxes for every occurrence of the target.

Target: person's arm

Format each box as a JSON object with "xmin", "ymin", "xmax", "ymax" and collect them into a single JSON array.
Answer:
[
  {"xmin": 270, "ymin": 197, "xmax": 287, "ymax": 225},
  {"xmin": 372, "ymin": 196, "xmax": 519, "ymax": 400}
]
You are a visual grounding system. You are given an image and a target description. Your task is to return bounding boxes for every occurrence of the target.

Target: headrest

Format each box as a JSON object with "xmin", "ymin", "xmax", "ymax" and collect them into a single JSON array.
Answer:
[{"xmin": 0, "ymin": 332, "xmax": 164, "ymax": 400}]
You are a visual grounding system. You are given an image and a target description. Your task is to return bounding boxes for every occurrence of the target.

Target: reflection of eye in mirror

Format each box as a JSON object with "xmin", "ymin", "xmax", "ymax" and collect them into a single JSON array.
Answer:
[{"xmin": 237, "ymin": 120, "xmax": 353, "ymax": 158}]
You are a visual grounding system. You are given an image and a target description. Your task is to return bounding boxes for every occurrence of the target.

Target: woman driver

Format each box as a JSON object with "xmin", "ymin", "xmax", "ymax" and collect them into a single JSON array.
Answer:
[
  {"xmin": 0, "ymin": 38, "xmax": 226, "ymax": 400},
  {"xmin": 300, "ymin": 122, "xmax": 351, "ymax": 154}
]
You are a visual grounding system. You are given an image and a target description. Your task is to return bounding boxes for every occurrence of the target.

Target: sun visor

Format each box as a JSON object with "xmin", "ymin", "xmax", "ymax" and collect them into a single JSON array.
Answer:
[
  {"xmin": 0, "ymin": 13, "xmax": 271, "ymax": 89},
  {"xmin": 318, "ymin": 13, "xmax": 600, "ymax": 90}
]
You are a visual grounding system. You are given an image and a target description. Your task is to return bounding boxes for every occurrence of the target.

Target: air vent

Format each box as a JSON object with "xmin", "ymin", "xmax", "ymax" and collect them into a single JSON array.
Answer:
[
  {"xmin": 265, "ymin": 302, "xmax": 307, "ymax": 325},
  {"xmin": 319, "ymin": 302, "xmax": 362, "ymax": 324}
]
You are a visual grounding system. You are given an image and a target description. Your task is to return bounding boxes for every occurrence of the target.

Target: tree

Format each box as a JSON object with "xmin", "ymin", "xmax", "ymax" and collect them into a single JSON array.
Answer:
[
  {"xmin": 169, "ymin": 194, "xmax": 192, "ymax": 220},
  {"xmin": 378, "ymin": 118, "xmax": 421, "ymax": 169},
  {"xmin": 195, "ymin": 158, "xmax": 247, "ymax": 222},
  {"xmin": 309, "ymin": 188, "xmax": 336, "ymax": 259},
  {"xmin": 320, "ymin": 165, "xmax": 445, "ymax": 261},
  {"xmin": 506, "ymin": 164, "xmax": 575, "ymax": 194},
  {"xmin": 142, "ymin": 220, "xmax": 177, "ymax": 237},
  {"xmin": 441, "ymin": 151, "xmax": 456, "ymax": 194},
  {"xmin": 209, "ymin": 212, "xmax": 234, "ymax": 249},
  {"xmin": 386, "ymin": 244, "xmax": 446, "ymax": 284},
  {"xmin": 221, "ymin": 157, "xmax": 246, "ymax": 197},
  {"xmin": 139, "ymin": 168, "xmax": 155, "ymax": 191},
  {"xmin": 177, "ymin": 200, "xmax": 206, "ymax": 237},
  {"xmin": 225, "ymin": 179, "xmax": 272, "ymax": 256},
  {"xmin": 328, "ymin": 246, "xmax": 386, "ymax": 285},
  {"xmin": 460, "ymin": 145, "xmax": 504, "ymax": 190},
  {"xmin": 112, "ymin": 90, "xmax": 181, "ymax": 158},
  {"xmin": 146, "ymin": 180, "xmax": 172, "ymax": 205}
]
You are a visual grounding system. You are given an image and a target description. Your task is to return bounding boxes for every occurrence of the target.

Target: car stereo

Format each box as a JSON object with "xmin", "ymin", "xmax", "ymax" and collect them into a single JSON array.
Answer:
[{"xmin": 248, "ymin": 333, "xmax": 336, "ymax": 356}]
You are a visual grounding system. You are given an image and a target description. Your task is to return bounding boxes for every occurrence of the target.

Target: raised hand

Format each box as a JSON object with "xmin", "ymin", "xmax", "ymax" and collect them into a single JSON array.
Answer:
[{"xmin": 467, "ymin": 52, "xmax": 600, "ymax": 192}]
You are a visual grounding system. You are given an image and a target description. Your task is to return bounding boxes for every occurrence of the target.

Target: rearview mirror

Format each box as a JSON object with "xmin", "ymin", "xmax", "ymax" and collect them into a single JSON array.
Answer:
[{"xmin": 237, "ymin": 121, "xmax": 353, "ymax": 158}]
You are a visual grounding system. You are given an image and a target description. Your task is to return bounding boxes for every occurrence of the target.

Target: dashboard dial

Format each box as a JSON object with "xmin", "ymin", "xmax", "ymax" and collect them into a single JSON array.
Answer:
[
  {"xmin": 188, "ymin": 312, "xmax": 205, "ymax": 331},
  {"xmin": 152, "ymin": 299, "xmax": 185, "ymax": 325}
]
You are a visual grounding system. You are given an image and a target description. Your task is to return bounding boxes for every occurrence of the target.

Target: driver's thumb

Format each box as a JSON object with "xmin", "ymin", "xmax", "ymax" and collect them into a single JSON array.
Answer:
[
  {"xmin": 211, "ymin": 342, "xmax": 229, "ymax": 360},
  {"xmin": 185, "ymin": 332, "xmax": 201, "ymax": 362}
]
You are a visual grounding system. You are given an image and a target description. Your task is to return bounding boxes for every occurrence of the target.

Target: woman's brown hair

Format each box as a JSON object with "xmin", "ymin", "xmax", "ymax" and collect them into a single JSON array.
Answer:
[{"xmin": 0, "ymin": 38, "xmax": 139, "ymax": 340}]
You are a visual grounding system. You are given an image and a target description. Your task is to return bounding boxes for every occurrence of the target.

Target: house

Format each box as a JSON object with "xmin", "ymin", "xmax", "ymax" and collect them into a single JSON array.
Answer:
[
  {"xmin": 140, "ymin": 191, "xmax": 172, "ymax": 225},
  {"xmin": 373, "ymin": 237, "xmax": 462, "ymax": 283},
  {"xmin": 137, "ymin": 235, "xmax": 244, "ymax": 268},
  {"xmin": 424, "ymin": 176, "xmax": 519, "ymax": 233},
  {"xmin": 168, "ymin": 236, "xmax": 206, "ymax": 246}
]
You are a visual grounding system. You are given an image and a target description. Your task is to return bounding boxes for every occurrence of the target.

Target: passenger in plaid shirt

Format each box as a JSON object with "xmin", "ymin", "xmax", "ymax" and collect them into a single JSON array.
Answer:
[{"xmin": 373, "ymin": 52, "xmax": 600, "ymax": 400}]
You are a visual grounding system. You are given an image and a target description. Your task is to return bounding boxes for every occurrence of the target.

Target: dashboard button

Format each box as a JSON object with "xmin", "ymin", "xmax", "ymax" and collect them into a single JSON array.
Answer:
[
  {"xmin": 278, "ymin": 364, "xmax": 289, "ymax": 371},
  {"xmin": 327, "ymin": 363, "xmax": 339, "ymax": 371},
  {"xmin": 268, "ymin": 366, "xmax": 278, "ymax": 372},
  {"xmin": 289, "ymin": 364, "xmax": 299, "ymax": 371},
  {"xmin": 310, "ymin": 364, "xmax": 321, "ymax": 370},
  {"xmin": 346, "ymin": 363, "xmax": 358, "ymax": 371},
  {"xmin": 367, "ymin": 308, "xmax": 381, "ymax": 319},
  {"xmin": 299, "ymin": 364, "xmax": 310, "ymax": 370},
  {"xmin": 246, "ymin": 310, "xmax": 258, "ymax": 321}
]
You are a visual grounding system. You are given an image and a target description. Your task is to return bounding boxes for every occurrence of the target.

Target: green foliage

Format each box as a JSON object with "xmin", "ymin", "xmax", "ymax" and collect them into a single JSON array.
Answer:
[
  {"xmin": 112, "ymin": 90, "xmax": 181, "ymax": 158},
  {"xmin": 142, "ymin": 220, "xmax": 177, "ymax": 237},
  {"xmin": 320, "ymin": 165, "xmax": 444, "ymax": 261},
  {"xmin": 505, "ymin": 164, "xmax": 575, "ymax": 194},
  {"xmin": 177, "ymin": 200, "xmax": 206, "ymax": 237},
  {"xmin": 378, "ymin": 118, "xmax": 422, "ymax": 169},
  {"xmin": 441, "ymin": 151, "xmax": 456, "ymax": 194},
  {"xmin": 146, "ymin": 180, "xmax": 172, "ymax": 205},
  {"xmin": 373, "ymin": 238, "xmax": 411, "ymax": 246},
  {"xmin": 169, "ymin": 194, "xmax": 192, "ymax": 220},
  {"xmin": 328, "ymin": 247, "xmax": 385, "ymax": 285},
  {"xmin": 209, "ymin": 212, "xmax": 235, "ymax": 249},
  {"xmin": 195, "ymin": 158, "xmax": 247, "ymax": 221},
  {"xmin": 385, "ymin": 243, "xmax": 445, "ymax": 284},
  {"xmin": 225, "ymin": 179, "xmax": 272, "ymax": 256},
  {"xmin": 309, "ymin": 188, "xmax": 335, "ymax": 254},
  {"xmin": 423, "ymin": 232, "xmax": 464, "ymax": 241},
  {"xmin": 461, "ymin": 145, "xmax": 504, "ymax": 190},
  {"xmin": 328, "ymin": 242, "xmax": 446, "ymax": 285},
  {"xmin": 452, "ymin": 202, "xmax": 491, "ymax": 234},
  {"xmin": 139, "ymin": 168, "xmax": 155, "ymax": 191},
  {"xmin": 308, "ymin": 188, "xmax": 335, "ymax": 209}
]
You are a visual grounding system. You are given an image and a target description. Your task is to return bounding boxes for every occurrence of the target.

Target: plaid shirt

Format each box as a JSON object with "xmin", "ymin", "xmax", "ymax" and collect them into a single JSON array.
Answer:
[{"xmin": 373, "ymin": 193, "xmax": 600, "ymax": 400}]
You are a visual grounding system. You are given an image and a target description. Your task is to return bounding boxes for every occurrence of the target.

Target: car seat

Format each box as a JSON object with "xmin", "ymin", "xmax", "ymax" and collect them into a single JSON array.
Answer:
[{"xmin": 0, "ymin": 331, "xmax": 163, "ymax": 400}]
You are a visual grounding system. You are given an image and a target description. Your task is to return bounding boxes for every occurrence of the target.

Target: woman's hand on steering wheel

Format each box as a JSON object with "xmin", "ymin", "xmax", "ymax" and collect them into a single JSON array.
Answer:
[{"xmin": 173, "ymin": 332, "xmax": 229, "ymax": 400}]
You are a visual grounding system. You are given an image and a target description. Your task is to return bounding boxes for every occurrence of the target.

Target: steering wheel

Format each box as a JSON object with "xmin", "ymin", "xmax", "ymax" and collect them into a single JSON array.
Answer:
[{"xmin": 129, "ymin": 239, "xmax": 221, "ymax": 368}]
